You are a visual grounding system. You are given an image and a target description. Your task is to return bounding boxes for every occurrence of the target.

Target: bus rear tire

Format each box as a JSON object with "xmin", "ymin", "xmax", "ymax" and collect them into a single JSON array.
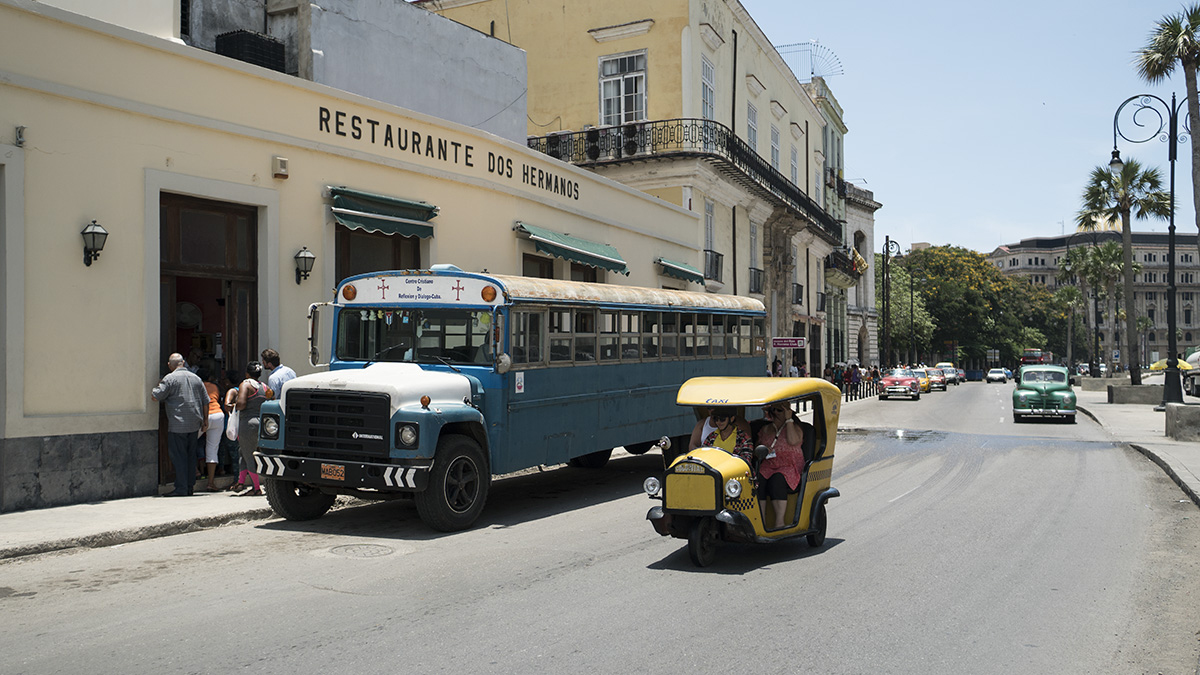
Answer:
[
  {"xmin": 265, "ymin": 478, "xmax": 336, "ymax": 521},
  {"xmin": 568, "ymin": 448, "xmax": 612, "ymax": 469},
  {"xmin": 415, "ymin": 434, "xmax": 489, "ymax": 532}
]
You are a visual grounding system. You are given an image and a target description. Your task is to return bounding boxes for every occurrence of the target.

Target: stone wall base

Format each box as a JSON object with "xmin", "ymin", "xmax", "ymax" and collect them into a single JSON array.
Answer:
[
  {"xmin": 1107, "ymin": 384, "xmax": 1164, "ymax": 405},
  {"xmin": 0, "ymin": 431, "xmax": 159, "ymax": 512},
  {"xmin": 1166, "ymin": 403, "xmax": 1200, "ymax": 441}
]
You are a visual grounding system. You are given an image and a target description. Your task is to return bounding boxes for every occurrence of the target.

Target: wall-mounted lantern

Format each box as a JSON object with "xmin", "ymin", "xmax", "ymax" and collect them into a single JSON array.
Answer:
[
  {"xmin": 81, "ymin": 220, "xmax": 108, "ymax": 266},
  {"xmin": 294, "ymin": 246, "xmax": 315, "ymax": 284}
]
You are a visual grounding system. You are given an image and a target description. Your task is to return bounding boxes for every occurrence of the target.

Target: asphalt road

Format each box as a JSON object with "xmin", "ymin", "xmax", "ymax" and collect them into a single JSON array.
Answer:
[{"xmin": 3, "ymin": 382, "xmax": 1199, "ymax": 675}]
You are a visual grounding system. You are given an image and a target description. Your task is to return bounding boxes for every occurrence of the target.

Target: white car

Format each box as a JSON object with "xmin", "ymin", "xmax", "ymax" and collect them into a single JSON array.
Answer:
[{"xmin": 986, "ymin": 368, "xmax": 1007, "ymax": 384}]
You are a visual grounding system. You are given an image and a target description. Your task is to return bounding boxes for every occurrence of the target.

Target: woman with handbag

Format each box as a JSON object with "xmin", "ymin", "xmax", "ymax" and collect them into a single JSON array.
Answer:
[{"xmin": 223, "ymin": 361, "xmax": 274, "ymax": 496}]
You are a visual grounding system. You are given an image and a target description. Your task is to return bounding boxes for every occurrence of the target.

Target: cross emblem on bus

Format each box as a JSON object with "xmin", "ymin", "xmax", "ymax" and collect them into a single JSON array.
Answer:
[
  {"xmin": 377, "ymin": 279, "xmax": 389, "ymax": 297},
  {"xmin": 452, "ymin": 281, "xmax": 465, "ymax": 301}
]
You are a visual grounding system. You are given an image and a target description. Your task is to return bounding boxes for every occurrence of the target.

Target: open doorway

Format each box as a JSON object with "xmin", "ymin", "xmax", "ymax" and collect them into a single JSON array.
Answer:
[{"xmin": 159, "ymin": 194, "xmax": 257, "ymax": 486}]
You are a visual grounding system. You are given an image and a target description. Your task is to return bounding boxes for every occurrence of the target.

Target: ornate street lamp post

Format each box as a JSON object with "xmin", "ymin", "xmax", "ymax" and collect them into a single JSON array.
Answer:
[
  {"xmin": 1111, "ymin": 93, "xmax": 1187, "ymax": 406},
  {"xmin": 882, "ymin": 236, "xmax": 901, "ymax": 366}
]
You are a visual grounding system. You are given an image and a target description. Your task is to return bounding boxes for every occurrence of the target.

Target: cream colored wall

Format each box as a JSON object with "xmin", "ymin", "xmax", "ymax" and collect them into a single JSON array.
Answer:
[
  {"xmin": 38, "ymin": 0, "xmax": 178, "ymax": 40},
  {"xmin": 0, "ymin": 1, "xmax": 698, "ymax": 437}
]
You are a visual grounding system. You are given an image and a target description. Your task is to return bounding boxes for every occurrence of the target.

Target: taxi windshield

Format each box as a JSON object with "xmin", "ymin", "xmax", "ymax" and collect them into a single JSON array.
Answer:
[
  {"xmin": 1022, "ymin": 370, "xmax": 1065, "ymax": 384},
  {"xmin": 336, "ymin": 307, "xmax": 495, "ymax": 365}
]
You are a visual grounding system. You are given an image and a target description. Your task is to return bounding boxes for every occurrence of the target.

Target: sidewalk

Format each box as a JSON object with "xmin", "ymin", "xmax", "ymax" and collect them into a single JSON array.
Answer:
[{"xmin": 1, "ymin": 387, "xmax": 1197, "ymax": 561}]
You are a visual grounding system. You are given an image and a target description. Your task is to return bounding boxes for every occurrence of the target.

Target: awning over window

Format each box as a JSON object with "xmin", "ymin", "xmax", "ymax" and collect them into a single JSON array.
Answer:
[
  {"xmin": 329, "ymin": 186, "xmax": 438, "ymax": 239},
  {"xmin": 656, "ymin": 257, "xmax": 705, "ymax": 285},
  {"xmin": 514, "ymin": 222, "xmax": 629, "ymax": 275}
]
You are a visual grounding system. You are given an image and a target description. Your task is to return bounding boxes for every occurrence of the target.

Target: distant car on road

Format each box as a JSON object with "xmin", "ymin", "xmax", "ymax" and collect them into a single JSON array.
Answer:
[
  {"xmin": 926, "ymin": 368, "xmax": 948, "ymax": 391},
  {"xmin": 986, "ymin": 368, "xmax": 1008, "ymax": 384},
  {"xmin": 935, "ymin": 362, "xmax": 958, "ymax": 385},
  {"xmin": 878, "ymin": 368, "xmax": 921, "ymax": 400},
  {"xmin": 1012, "ymin": 364, "xmax": 1076, "ymax": 423},
  {"xmin": 957, "ymin": 368, "xmax": 966, "ymax": 383},
  {"xmin": 911, "ymin": 368, "xmax": 932, "ymax": 393}
]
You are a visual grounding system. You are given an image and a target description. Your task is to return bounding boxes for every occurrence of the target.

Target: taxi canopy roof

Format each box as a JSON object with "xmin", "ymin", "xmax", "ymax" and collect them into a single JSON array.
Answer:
[{"xmin": 676, "ymin": 376, "xmax": 841, "ymax": 407}]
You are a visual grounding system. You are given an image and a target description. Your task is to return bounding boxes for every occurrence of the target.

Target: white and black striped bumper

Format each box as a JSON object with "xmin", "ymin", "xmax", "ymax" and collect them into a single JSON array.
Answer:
[{"xmin": 253, "ymin": 452, "xmax": 430, "ymax": 491}]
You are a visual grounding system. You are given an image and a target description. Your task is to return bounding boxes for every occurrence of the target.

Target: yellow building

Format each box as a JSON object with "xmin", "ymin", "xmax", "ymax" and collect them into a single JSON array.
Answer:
[
  {"xmin": 416, "ymin": 0, "xmax": 864, "ymax": 372},
  {"xmin": 0, "ymin": 0, "xmax": 702, "ymax": 510}
]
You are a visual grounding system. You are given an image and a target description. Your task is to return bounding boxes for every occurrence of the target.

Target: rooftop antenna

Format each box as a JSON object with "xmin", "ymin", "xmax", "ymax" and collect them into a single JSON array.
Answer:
[{"xmin": 775, "ymin": 40, "xmax": 844, "ymax": 83}]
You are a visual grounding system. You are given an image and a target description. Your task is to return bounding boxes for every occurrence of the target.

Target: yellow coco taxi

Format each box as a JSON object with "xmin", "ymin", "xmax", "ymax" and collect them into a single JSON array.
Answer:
[
  {"xmin": 911, "ymin": 368, "xmax": 932, "ymax": 393},
  {"xmin": 644, "ymin": 377, "xmax": 841, "ymax": 566}
]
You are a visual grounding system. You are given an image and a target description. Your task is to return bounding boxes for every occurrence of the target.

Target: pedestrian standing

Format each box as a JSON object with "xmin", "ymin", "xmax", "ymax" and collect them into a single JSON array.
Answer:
[
  {"xmin": 261, "ymin": 348, "xmax": 296, "ymax": 398},
  {"xmin": 197, "ymin": 367, "xmax": 225, "ymax": 491},
  {"xmin": 225, "ymin": 361, "xmax": 273, "ymax": 497},
  {"xmin": 788, "ymin": 362, "xmax": 799, "ymax": 377},
  {"xmin": 151, "ymin": 353, "xmax": 208, "ymax": 497}
]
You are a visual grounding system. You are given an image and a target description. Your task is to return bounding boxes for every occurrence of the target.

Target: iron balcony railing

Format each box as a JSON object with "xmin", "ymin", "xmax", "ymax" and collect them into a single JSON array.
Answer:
[
  {"xmin": 748, "ymin": 267, "xmax": 764, "ymax": 294},
  {"xmin": 825, "ymin": 248, "xmax": 862, "ymax": 278},
  {"xmin": 529, "ymin": 119, "xmax": 842, "ymax": 244},
  {"xmin": 703, "ymin": 249, "xmax": 724, "ymax": 282}
]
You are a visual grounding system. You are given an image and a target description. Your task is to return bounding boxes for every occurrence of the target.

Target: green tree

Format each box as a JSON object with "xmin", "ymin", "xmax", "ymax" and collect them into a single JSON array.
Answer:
[
  {"xmin": 1077, "ymin": 159, "xmax": 1170, "ymax": 383},
  {"xmin": 1054, "ymin": 284, "xmax": 1085, "ymax": 368},
  {"xmin": 1136, "ymin": 4, "xmax": 1200, "ymax": 262},
  {"xmin": 1137, "ymin": 315, "xmax": 1154, "ymax": 365}
]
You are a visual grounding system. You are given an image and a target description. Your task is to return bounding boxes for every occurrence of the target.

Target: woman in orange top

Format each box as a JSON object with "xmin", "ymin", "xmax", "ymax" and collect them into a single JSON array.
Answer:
[{"xmin": 197, "ymin": 368, "xmax": 225, "ymax": 492}]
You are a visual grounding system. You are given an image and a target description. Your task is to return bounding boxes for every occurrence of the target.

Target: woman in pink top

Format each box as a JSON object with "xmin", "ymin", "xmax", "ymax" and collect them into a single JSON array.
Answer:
[{"xmin": 756, "ymin": 403, "xmax": 809, "ymax": 530}]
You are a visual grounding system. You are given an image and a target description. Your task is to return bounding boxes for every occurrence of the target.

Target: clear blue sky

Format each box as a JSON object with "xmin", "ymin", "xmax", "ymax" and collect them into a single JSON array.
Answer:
[{"xmin": 743, "ymin": 0, "xmax": 1196, "ymax": 254}]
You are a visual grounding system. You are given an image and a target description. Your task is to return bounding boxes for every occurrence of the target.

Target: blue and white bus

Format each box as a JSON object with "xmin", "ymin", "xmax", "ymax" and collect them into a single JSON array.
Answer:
[{"xmin": 255, "ymin": 264, "xmax": 766, "ymax": 530}]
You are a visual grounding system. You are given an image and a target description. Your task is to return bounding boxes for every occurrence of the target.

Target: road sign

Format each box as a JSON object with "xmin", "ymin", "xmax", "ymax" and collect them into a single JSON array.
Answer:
[
  {"xmin": 1113, "ymin": 350, "xmax": 1120, "ymax": 361},
  {"xmin": 987, "ymin": 349, "xmax": 1000, "ymax": 360},
  {"xmin": 771, "ymin": 337, "xmax": 807, "ymax": 349}
]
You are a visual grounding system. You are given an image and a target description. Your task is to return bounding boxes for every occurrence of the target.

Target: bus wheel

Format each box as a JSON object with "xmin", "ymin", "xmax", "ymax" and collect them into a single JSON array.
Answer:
[
  {"xmin": 264, "ymin": 478, "xmax": 336, "ymax": 521},
  {"xmin": 415, "ymin": 434, "xmax": 489, "ymax": 532},
  {"xmin": 688, "ymin": 516, "xmax": 720, "ymax": 567},
  {"xmin": 568, "ymin": 449, "xmax": 613, "ymax": 469},
  {"xmin": 807, "ymin": 502, "xmax": 827, "ymax": 548},
  {"xmin": 624, "ymin": 441, "xmax": 654, "ymax": 455}
]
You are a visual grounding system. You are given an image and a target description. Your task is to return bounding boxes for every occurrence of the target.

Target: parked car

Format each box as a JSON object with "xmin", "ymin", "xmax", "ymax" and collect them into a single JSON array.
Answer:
[
  {"xmin": 878, "ymin": 368, "xmax": 921, "ymax": 400},
  {"xmin": 1012, "ymin": 364, "xmax": 1076, "ymax": 423},
  {"xmin": 926, "ymin": 368, "xmax": 947, "ymax": 391},
  {"xmin": 986, "ymin": 368, "xmax": 1008, "ymax": 384},
  {"xmin": 911, "ymin": 368, "xmax": 932, "ymax": 392}
]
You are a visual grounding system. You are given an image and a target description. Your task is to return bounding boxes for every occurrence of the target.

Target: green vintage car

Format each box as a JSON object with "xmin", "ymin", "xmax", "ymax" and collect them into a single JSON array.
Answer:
[{"xmin": 1012, "ymin": 364, "xmax": 1076, "ymax": 423}]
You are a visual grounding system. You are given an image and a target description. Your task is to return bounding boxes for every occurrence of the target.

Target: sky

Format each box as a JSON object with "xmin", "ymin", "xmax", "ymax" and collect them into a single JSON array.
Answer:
[{"xmin": 741, "ymin": 0, "xmax": 1197, "ymax": 254}]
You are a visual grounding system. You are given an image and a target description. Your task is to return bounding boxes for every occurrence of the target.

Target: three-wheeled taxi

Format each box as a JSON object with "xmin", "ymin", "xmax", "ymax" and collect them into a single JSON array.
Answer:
[{"xmin": 643, "ymin": 377, "xmax": 841, "ymax": 566}]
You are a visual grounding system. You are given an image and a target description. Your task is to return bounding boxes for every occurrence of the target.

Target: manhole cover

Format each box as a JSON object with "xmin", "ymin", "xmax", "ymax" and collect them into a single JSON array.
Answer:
[{"xmin": 329, "ymin": 544, "xmax": 394, "ymax": 558}]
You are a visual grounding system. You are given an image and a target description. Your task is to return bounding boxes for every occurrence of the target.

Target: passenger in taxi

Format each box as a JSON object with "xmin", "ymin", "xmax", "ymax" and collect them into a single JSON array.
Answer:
[
  {"xmin": 756, "ymin": 403, "xmax": 811, "ymax": 530},
  {"xmin": 699, "ymin": 406, "xmax": 753, "ymax": 463},
  {"xmin": 688, "ymin": 406, "xmax": 751, "ymax": 452}
]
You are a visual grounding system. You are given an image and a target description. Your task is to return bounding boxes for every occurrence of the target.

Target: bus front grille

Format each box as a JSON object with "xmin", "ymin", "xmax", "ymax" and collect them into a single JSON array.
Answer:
[{"xmin": 284, "ymin": 390, "xmax": 391, "ymax": 456}]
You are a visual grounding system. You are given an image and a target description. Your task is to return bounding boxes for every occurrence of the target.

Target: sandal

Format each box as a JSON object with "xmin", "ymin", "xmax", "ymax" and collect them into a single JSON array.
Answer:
[
  {"xmin": 239, "ymin": 489, "xmax": 264, "ymax": 497},
  {"xmin": 225, "ymin": 483, "xmax": 245, "ymax": 492}
]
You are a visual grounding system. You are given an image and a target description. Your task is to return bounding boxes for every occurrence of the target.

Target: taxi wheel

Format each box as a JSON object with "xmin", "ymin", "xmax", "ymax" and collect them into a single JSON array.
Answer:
[
  {"xmin": 415, "ymin": 435, "xmax": 490, "ymax": 532},
  {"xmin": 688, "ymin": 516, "xmax": 720, "ymax": 567},
  {"xmin": 807, "ymin": 502, "xmax": 827, "ymax": 548},
  {"xmin": 265, "ymin": 478, "xmax": 336, "ymax": 521}
]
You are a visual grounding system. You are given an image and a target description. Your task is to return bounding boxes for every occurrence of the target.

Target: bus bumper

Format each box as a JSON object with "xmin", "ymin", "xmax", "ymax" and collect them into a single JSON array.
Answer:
[{"xmin": 253, "ymin": 451, "xmax": 431, "ymax": 492}]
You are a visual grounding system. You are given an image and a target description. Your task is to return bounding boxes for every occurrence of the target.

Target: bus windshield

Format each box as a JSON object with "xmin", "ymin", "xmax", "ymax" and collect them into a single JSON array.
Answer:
[{"xmin": 336, "ymin": 307, "xmax": 495, "ymax": 365}]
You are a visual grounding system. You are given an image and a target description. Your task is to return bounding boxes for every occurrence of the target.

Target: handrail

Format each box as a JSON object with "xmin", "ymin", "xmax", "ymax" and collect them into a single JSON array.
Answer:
[{"xmin": 528, "ymin": 118, "xmax": 842, "ymax": 244}]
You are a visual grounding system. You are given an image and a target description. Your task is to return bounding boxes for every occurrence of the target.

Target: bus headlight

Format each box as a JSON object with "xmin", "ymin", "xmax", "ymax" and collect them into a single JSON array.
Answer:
[
  {"xmin": 643, "ymin": 476, "xmax": 662, "ymax": 497},
  {"xmin": 260, "ymin": 414, "xmax": 280, "ymax": 440},
  {"xmin": 724, "ymin": 478, "xmax": 743, "ymax": 499},
  {"xmin": 396, "ymin": 424, "xmax": 419, "ymax": 449}
]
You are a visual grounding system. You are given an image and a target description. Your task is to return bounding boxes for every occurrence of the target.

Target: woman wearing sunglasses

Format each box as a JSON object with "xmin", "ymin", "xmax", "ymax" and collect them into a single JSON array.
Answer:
[
  {"xmin": 697, "ymin": 406, "xmax": 753, "ymax": 463},
  {"xmin": 757, "ymin": 403, "xmax": 809, "ymax": 530}
]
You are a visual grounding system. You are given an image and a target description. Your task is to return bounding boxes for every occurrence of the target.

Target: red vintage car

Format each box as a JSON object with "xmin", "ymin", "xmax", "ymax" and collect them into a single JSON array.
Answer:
[
  {"xmin": 878, "ymin": 368, "xmax": 921, "ymax": 400},
  {"xmin": 926, "ymin": 368, "xmax": 948, "ymax": 391}
]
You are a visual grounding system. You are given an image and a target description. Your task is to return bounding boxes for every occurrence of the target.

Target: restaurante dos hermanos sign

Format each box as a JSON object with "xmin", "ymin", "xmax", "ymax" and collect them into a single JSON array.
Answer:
[{"xmin": 318, "ymin": 106, "xmax": 580, "ymax": 201}]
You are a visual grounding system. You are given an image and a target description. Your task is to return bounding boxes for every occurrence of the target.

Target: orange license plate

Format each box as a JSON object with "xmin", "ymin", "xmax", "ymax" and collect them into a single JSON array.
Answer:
[{"xmin": 321, "ymin": 463, "xmax": 345, "ymax": 481}]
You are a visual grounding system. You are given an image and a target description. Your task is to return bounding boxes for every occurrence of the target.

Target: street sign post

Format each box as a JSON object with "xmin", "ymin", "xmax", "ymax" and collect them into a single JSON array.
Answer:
[{"xmin": 771, "ymin": 337, "xmax": 807, "ymax": 349}]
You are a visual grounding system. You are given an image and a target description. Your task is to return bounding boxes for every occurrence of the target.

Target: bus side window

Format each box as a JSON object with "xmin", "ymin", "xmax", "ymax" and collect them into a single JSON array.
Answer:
[
  {"xmin": 711, "ymin": 314, "xmax": 726, "ymax": 357},
  {"xmin": 680, "ymin": 313, "xmax": 695, "ymax": 357},
  {"xmin": 642, "ymin": 311, "xmax": 660, "ymax": 359},
  {"xmin": 660, "ymin": 312, "xmax": 678, "ymax": 358},
  {"xmin": 549, "ymin": 309, "xmax": 572, "ymax": 362},
  {"xmin": 574, "ymin": 309, "xmax": 597, "ymax": 362},
  {"xmin": 620, "ymin": 312, "xmax": 640, "ymax": 361},
  {"xmin": 512, "ymin": 310, "xmax": 545, "ymax": 366},
  {"xmin": 599, "ymin": 311, "xmax": 619, "ymax": 362}
]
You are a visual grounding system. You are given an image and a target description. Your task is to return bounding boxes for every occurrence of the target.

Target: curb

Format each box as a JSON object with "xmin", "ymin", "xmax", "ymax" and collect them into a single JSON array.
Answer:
[
  {"xmin": 1128, "ymin": 444, "xmax": 1200, "ymax": 509},
  {"xmin": 0, "ymin": 507, "xmax": 275, "ymax": 562}
]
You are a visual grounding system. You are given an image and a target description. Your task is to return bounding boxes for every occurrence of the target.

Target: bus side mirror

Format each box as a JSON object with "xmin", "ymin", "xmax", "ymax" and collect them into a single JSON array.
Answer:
[{"xmin": 496, "ymin": 353, "xmax": 512, "ymax": 374}]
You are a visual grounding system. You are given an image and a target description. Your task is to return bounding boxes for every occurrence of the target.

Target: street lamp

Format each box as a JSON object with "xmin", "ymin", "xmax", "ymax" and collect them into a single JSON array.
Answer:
[
  {"xmin": 882, "ymin": 236, "xmax": 901, "ymax": 366},
  {"xmin": 1111, "ymin": 93, "xmax": 1186, "ymax": 406}
]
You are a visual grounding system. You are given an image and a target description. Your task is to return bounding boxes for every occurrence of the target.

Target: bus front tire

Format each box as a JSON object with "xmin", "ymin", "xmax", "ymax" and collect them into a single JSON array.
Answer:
[
  {"xmin": 568, "ymin": 448, "xmax": 612, "ymax": 469},
  {"xmin": 265, "ymin": 478, "xmax": 336, "ymax": 521},
  {"xmin": 415, "ymin": 434, "xmax": 490, "ymax": 532}
]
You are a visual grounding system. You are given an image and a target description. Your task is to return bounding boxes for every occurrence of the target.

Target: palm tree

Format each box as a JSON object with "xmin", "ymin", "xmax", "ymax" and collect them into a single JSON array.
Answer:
[
  {"xmin": 1077, "ymin": 160, "xmax": 1170, "ymax": 384},
  {"xmin": 1136, "ymin": 5, "xmax": 1200, "ymax": 262},
  {"xmin": 1057, "ymin": 246, "xmax": 1092, "ymax": 369},
  {"xmin": 1054, "ymin": 284, "xmax": 1085, "ymax": 372},
  {"xmin": 1137, "ymin": 315, "xmax": 1155, "ymax": 366}
]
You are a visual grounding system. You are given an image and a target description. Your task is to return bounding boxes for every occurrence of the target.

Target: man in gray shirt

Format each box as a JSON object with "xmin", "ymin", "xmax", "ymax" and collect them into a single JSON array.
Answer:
[{"xmin": 151, "ymin": 353, "xmax": 209, "ymax": 496}]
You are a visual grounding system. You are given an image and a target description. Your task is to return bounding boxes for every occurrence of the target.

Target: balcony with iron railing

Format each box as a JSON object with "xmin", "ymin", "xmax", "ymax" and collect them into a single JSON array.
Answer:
[
  {"xmin": 528, "ymin": 119, "xmax": 842, "ymax": 244},
  {"xmin": 824, "ymin": 248, "xmax": 862, "ymax": 289},
  {"xmin": 703, "ymin": 249, "xmax": 724, "ymax": 284},
  {"xmin": 748, "ymin": 267, "xmax": 764, "ymax": 295}
]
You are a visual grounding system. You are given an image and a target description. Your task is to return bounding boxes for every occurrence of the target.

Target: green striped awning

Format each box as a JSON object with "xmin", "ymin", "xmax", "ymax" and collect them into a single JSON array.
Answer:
[
  {"xmin": 514, "ymin": 222, "xmax": 629, "ymax": 275},
  {"xmin": 656, "ymin": 257, "xmax": 705, "ymax": 285},
  {"xmin": 330, "ymin": 186, "xmax": 438, "ymax": 239}
]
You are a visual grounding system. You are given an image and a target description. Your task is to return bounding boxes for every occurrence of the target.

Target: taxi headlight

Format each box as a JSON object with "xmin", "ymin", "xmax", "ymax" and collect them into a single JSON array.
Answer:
[
  {"xmin": 724, "ymin": 478, "xmax": 742, "ymax": 499},
  {"xmin": 643, "ymin": 476, "xmax": 662, "ymax": 497},
  {"xmin": 260, "ymin": 414, "xmax": 279, "ymax": 439}
]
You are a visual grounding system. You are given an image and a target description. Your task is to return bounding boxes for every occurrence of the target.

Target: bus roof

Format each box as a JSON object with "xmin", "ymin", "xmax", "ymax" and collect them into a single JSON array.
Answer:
[{"xmin": 490, "ymin": 274, "xmax": 765, "ymax": 313}]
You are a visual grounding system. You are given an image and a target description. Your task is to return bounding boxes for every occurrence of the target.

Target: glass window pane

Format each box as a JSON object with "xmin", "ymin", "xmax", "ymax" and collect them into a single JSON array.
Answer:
[
  {"xmin": 179, "ymin": 208, "xmax": 226, "ymax": 266},
  {"xmin": 642, "ymin": 311, "xmax": 660, "ymax": 359}
]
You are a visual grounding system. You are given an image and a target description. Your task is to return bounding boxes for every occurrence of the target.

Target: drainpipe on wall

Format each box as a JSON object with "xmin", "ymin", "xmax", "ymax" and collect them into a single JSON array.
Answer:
[{"xmin": 730, "ymin": 30, "xmax": 738, "ymax": 296}]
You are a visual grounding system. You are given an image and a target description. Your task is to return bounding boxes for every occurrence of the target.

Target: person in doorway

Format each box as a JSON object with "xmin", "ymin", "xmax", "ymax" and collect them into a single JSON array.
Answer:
[
  {"xmin": 218, "ymin": 369, "xmax": 241, "ymax": 476},
  {"xmin": 151, "ymin": 353, "xmax": 208, "ymax": 497},
  {"xmin": 261, "ymin": 348, "xmax": 296, "ymax": 398},
  {"xmin": 196, "ymin": 368, "xmax": 225, "ymax": 492},
  {"xmin": 789, "ymin": 362, "xmax": 799, "ymax": 377},
  {"xmin": 224, "ymin": 361, "xmax": 273, "ymax": 497},
  {"xmin": 756, "ymin": 402, "xmax": 810, "ymax": 530}
]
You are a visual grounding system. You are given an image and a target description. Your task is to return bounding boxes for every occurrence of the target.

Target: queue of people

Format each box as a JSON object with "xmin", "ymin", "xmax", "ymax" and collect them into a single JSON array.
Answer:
[{"xmin": 149, "ymin": 348, "xmax": 295, "ymax": 497}]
